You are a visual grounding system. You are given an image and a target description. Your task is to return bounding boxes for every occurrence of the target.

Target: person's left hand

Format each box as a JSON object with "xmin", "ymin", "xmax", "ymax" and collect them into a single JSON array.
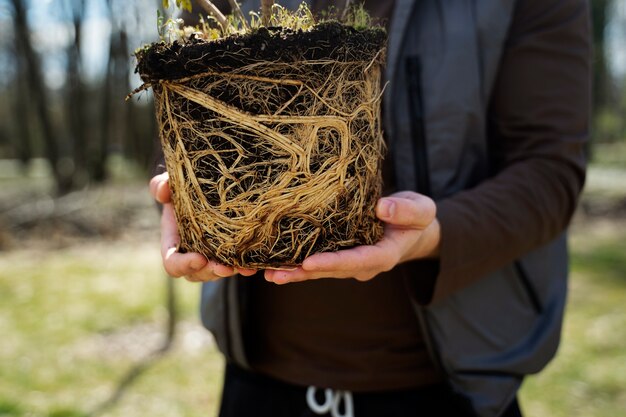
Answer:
[
  {"xmin": 264, "ymin": 191, "xmax": 440, "ymax": 284},
  {"xmin": 149, "ymin": 172, "xmax": 258, "ymax": 282}
]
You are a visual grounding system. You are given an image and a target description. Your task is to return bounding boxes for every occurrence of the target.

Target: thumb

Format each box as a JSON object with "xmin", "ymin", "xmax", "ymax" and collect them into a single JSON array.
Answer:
[
  {"xmin": 376, "ymin": 194, "xmax": 436, "ymax": 229},
  {"xmin": 149, "ymin": 172, "xmax": 171, "ymax": 204}
]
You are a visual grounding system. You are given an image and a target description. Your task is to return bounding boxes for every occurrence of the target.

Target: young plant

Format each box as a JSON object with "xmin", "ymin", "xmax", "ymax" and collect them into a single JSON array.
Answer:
[
  {"xmin": 163, "ymin": 0, "xmax": 192, "ymax": 12},
  {"xmin": 163, "ymin": 0, "xmax": 229, "ymax": 32},
  {"xmin": 343, "ymin": 2, "xmax": 372, "ymax": 30},
  {"xmin": 157, "ymin": 10, "xmax": 185, "ymax": 42},
  {"xmin": 158, "ymin": 0, "xmax": 315, "ymax": 40}
]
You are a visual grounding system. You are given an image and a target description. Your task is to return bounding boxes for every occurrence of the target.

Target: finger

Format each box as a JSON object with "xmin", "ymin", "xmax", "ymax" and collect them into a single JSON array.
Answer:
[
  {"xmin": 210, "ymin": 260, "xmax": 236, "ymax": 278},
  {"xmin": 149, "ymin": 173, "xmax": 171, "ymax": 204},
  {"xmin": 269, "ymin": 240, "xmax": 398, "ymax": 283},
  {"xmin": 265, "ymin": 239, "xmax": 400, "ymax": 284},
  {"xmin": 264, "ymin": 267, "xmax": 332, "ymax": 284},
  {"xmin": 183, "ymin": 259, "xmax": 240, "ymax": 282},
  {"xmin": 187, "ymin": 266, "xmax": 224, "ymax": 282},
  {"xmin": 376, "ymin": 194, "xmax": 436, "ymax": 229},
  {"xmin": 160, "ymin": 203, "xmax": 207, "ymax": 276},
  {"xmin": 235, "ymin": 267, "xmax": 259, "ymax": 277},
  {"xmin": 156, "ymin": 179, "xmax": 171, "ymax": 204},
  {"xmin": 149, "ymin": 172, "xmax": 168, "ymax": 198},
  {"xmin": 160, "ymin": 203, "xmax": 180, "ymax": 258},
  {"xmin": 183, "ymin": 274, "xmax": 205, "ymax": 283},
  {"xmin": 163, "ymin": 247, "xmax": 208, "ymax": 277},
  {"xmin": 302, "ymin": 243, "xmax": 397, "ymax": 274}
]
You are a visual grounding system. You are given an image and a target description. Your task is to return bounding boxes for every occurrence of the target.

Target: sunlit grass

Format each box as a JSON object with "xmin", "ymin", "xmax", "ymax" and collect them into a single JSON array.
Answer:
[
  {"xmin": 519, "ymin": 174, "xmax": 626, "ymax": 416},
  {"xmin": 0, "ymin": 240, "xmax": 224, "ymax": 417}
]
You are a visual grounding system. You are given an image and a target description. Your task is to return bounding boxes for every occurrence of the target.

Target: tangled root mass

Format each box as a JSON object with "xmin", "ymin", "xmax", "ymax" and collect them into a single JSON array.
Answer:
[{"xmin": 137, "ymin": 22, "xmax": 386, "ymax": 268}]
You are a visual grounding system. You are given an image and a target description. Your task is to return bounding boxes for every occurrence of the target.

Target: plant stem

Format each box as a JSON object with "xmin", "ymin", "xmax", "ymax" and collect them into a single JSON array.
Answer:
[
  {"xmin": 341, "ymin": 0, "xmax": 352, "ymax": 21},
  {"xmin": 261, "ymin": 0, "xmax": 274, "ymax": 26},
  {"xmin": 197, "ymin": 0, "xmax": 230, "ymax": 32},
  {"xmin": 228, "ymin": 0, "xmax": 248, "ymax": 29}
]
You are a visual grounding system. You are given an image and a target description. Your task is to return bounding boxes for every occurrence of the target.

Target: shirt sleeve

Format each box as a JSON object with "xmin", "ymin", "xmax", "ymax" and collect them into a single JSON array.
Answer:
[{"xmin": 427, "ymin": 0, "xmax": 591, "ymax": 304}]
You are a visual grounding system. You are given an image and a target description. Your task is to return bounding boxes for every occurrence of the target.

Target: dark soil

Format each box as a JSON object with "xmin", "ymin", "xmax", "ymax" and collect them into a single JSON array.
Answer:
[{"xmin": 135, "ymin": 21, "xmax": 386, "ymax": 83}]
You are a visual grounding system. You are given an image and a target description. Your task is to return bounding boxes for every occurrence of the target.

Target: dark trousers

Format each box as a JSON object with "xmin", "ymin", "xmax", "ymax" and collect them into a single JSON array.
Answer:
[{"xmin": 218, "ymin": 363, "xmax": 523, "ymax": 417}]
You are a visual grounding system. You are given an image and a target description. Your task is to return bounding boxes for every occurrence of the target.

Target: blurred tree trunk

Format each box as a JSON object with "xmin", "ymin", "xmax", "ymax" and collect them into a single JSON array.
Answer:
[
  {"xmin": 116, "ymin": 29, "xmax": 135, "ymax": 163},
  {"xmin": 589, "ymin": 0, "xmax": 613, "ymax": 157},
  {"xmin": 92, "ymin": 0, "xmax": 117, "ymax": 183},
  {"xmin": 11, "ymin": 0, "xmax": 73, "ymax": 194},
  {"xmin": 13, "ymin": 37, "xmax": 33, "ymax": 170},
  {"xmin": 93, "ymin": 53, "xmax": 112, "ymax": 182},
  {"xmin": 112, "ymin": 29, "xmax": 134, "ymax": 165},
  {"xmin": 66, "ymin": 0, "xmax": 87, "ymax": 187},
  {"xmin": 592, "ymin": 0, "xmax": 610, "ymax": 114},
  {"xmin": 117, "ymin": 24, "xmax": 154, "ymax": 173},
  {"xmin": 100, "ymin": 1, "xmax": 156, "ymax": 180}
]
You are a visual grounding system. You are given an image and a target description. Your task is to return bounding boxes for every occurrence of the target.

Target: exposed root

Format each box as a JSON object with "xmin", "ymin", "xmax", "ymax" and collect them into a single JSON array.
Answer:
[{"xmin": 145, "ymin": 25, "xmax": 386, "ymax": 268}]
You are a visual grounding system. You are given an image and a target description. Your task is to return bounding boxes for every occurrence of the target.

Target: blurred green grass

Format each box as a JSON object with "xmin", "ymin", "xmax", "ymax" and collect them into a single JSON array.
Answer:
[
  {"xmin": 0, "ymin": 241, "xmax": 224, "ymax": 417},
  {"xmin": 1, "ymin": 145, "xmax": 625, "ymax": 417},
  {"xmin": 520, "ymin": 217, "xmax": 626, "ymax": 416}
]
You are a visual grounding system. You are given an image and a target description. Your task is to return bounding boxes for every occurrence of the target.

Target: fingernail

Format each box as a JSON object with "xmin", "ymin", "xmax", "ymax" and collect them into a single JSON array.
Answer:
[
  {"xmin": 379, "ymin": 199, "xmax": 395, "ymax": 219},
  {"xmin": 264, "ymin": 271, "xmax": 274, "ymax": 281},
  {"xmin": 266, "ymin": 271, "xmax": 287, "ymax": 284},
  {"xmin": 155, "ymin": 181, "xmax": 165, "ymax": 203},
  {"xmin": 165, "ymin": 246, "xmax": 177, "ymax": 258}
]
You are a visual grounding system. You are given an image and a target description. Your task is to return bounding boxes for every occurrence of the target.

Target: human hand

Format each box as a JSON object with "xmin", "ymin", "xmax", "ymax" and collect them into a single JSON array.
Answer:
[
  {"xmin": 149, "ymin": 172, "xmax": 257, "ymax": 282},
  {"xmin": 264, "ymin": 191, "xmax": 440, "ymax": 284}
]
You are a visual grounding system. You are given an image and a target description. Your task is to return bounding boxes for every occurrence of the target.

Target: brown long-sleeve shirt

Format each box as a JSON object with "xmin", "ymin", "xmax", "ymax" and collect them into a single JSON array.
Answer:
[
  {"xmin": 432, "ymin": 0, "xmax": 590, "ymax": 304},
  {"xmin": 246, "ymin": 0, "xmax": 590, "ymax": 391}
]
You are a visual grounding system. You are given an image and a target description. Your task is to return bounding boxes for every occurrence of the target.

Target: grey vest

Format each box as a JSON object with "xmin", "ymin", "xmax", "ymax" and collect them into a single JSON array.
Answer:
[{"xmin": 200, "ymin": 1, "xmax": 569, "ymax": 416}]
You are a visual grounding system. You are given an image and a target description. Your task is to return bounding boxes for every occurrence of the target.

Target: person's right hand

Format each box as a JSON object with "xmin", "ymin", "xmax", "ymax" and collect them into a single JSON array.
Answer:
[{"xmin": 149, "ymin": 172, "xmax": 258, "ymax": 282}]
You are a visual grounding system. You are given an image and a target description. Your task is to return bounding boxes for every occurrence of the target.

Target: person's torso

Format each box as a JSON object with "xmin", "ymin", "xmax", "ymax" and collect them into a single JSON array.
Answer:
[{"xmin": 244, "ymin": 0, "xmax": 443, "ymax": 392}]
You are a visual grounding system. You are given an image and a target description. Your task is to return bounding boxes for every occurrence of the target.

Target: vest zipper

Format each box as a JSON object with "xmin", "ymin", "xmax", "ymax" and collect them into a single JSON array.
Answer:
[
  {"xmin": 404, "ymin": 56, "xmax": 444, "ymax": 377},
  {"xmin": 405, "ymin": 56, "xmax": 431, "ymax": 196}
]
